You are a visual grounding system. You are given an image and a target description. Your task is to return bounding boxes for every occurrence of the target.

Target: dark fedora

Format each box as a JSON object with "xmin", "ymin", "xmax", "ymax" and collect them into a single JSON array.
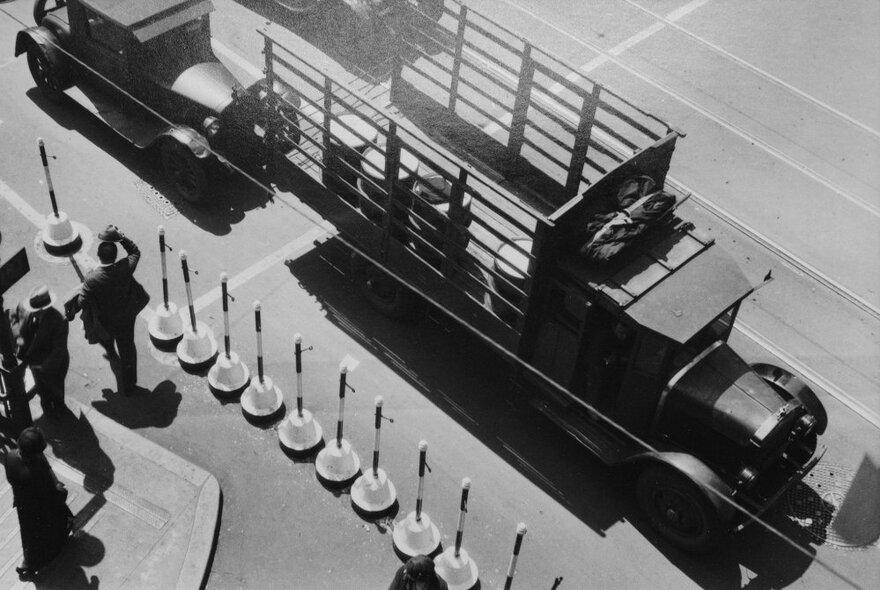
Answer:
[{"xmin": 24, "ymin": 285, "xmax": 56, "ymax": 312}]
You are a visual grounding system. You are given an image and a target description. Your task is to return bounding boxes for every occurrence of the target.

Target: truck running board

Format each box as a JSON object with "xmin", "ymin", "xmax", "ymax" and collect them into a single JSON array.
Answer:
[{"xmin": 532, "ymin": 398, "xmax": 632, "ymax": 464}]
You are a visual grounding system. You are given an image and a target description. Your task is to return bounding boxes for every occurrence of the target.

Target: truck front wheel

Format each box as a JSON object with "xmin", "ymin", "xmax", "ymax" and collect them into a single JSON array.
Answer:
[
  {"xmin": 636, "ymin": 465, "xmax": 725, "ymax": 552},
  {"xmin": 159, "ymin": 140, "xmax": 208, "ymax": 205},
  {"xmin": 351, "ymin": 253, "xmax": 423, "ymax": 319},
  {"xmin": 26, "ymin": 43, "xmax": 69, "ymax": 102}
]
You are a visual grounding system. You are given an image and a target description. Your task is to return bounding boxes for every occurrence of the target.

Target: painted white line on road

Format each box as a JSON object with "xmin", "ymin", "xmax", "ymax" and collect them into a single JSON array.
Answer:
[
  {"xmin": 483, "ymin": 0, "xmax": 706, "ymax": 134},
  {"xmin": 621, "ymin": 0, "xmax": 880, "ymax": 140},
  {"xmin": 191, "ymin": 222, "xmax": 334, "ymax": 314},
  {"xmin": 737, "ymin": 320, "xmax": 880, "ymax": 430},
  {"xmin": 0, "ymin": 178, "xmax": 48, "ymax": 227}
]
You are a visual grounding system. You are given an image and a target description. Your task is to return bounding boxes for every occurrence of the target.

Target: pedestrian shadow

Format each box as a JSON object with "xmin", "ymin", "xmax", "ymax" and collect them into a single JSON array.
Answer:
[
  {"xmin": 30, "ymin": 528, "xmax": 104, "ymax": 590},
  {"xmin": 90, "ymin": 380, "xmax": 182, "ymax": 429},
  {"xmin": 38, "ymin": 405, "xmax": 115, "ymax": 494}
]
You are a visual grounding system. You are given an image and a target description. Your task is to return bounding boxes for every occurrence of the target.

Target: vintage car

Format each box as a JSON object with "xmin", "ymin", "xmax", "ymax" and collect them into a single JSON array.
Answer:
[{"xmin": 15, "ymin": 0, "xmax": 300, "ymax": 203}]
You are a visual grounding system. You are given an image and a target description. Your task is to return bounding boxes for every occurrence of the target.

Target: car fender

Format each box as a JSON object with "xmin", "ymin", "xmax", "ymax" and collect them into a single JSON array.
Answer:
[
  {"xmin": 154, "ymin": 126, "xmax": 214, "ymax": 161},
  {"xmin": 15, "ymin": 27, "xmax": 62, "ymax": 61},
  {"xmin": 633, "ymin": 452, "xmax": 736, "ymax": 521}
]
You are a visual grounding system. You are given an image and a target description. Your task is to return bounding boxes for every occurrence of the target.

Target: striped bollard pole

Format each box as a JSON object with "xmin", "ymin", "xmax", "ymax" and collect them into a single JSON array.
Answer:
[
  {"xmin": 454, "ymin": 478, "xmax": 470, "ymax": 557},
  {"xmin": 207, "ymin": 272, "xmax": 249, "ymax": 398},
  {"xmin": 221, "ymin": 274, "xmax": 231, "ymax": 358},
  {"xmin": 254, "ymin": 301, "xmax": 264, "ymax": 383},
  {"xmin": 148, "ymin": 226, "xmax": 183, "ymax": 349},
  {"xmin": 181, "ymin": 251, "xmax": 197, "ymax": 332},
  {"xmin": 37, "ymin": 138, "xmax": 81, "ymax": 254},
  {"xmin": 159, "ymin": 227, "xmax": 170, "ymax": 309},
  {"xmin": 392, "ymin": 439, "xmax": 440, "ymax": 557},
  {"xmin": 241, "ymin": 300, "xmax": 283, "ymax": 422},
  {"xmin": 503, "ymin": 523, "xmax": 527, "ymax": 590},
  {"xmin": 371, "ymin": 396, "xmax": 383, "ymax": 477},
  {"xmin": 351, "ymin": 395, "xmax": 396, "ymax": 516},
  {"xmin": 335, "ymin": 365, "xmax": 347, "ymax": 448},
  {"xmin": 415, "ymin": 440, "xmax": 428, "ymax": 521},
  {"xmin": 175, "ymin": 250, "xmax": 218, "ymax": 371},
  {"xmin": 38, "ymin": 138, "xmax": 59, "ymax": 218},
  {"xmin": 294, "ymin": 334, "xmax": 303, "ymax": 417},
  {"xmin": 314, "ymin": 361, "xmax": 360, "ymax": 485}
]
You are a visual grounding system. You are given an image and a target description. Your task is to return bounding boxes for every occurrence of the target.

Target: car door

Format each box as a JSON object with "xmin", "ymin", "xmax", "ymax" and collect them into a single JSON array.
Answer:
[{"xmin": 77, "ymin": 6, "xmax": 130, "ymax": 92}]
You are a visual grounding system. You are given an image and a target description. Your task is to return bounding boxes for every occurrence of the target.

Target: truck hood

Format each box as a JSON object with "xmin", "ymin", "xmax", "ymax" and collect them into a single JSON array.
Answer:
[
  {"xmin": 662, "ymin": 341, "xmax": 797, "ymax": 447},
  {"xmin": 168, "ymin": 61, "xmax": 243, "ymax": 114}
]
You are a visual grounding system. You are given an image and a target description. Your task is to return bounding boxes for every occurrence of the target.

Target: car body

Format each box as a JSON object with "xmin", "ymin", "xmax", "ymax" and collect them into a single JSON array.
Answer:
[{"xmin": 15, "ymin": 0, "xmax": 299, "ymax": 203}]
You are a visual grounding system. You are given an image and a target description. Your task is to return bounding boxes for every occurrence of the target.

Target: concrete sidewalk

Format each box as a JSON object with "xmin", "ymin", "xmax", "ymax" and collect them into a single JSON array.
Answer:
[{"xmin": 0, "ymin": 396, "xmax": 220, "ymax": 589}]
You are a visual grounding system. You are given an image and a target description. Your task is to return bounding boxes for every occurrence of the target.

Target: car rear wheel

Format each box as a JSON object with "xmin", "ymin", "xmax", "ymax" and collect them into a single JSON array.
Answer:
[
  {"xmin": 160, "ymin": 140, "xmax": 207, "ymax": 205},
  {"xmin": 636, "ymin": 464, "xmax": 725, "ymax": 552},
  {"xmin": 26, "ymin": 43, "xmax": 69, "ymax": 102}
]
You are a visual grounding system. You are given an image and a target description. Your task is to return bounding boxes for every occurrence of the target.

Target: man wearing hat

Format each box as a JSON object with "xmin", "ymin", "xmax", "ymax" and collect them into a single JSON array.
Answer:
[
  {"xmin": 73, "ymin": 225, "xmax": 149, "ymax": 395},
  {"xmin": 8, "ymin": 285, "xmax": 69, "ymax": 415},
  {"xmin": 388, "ymin": 554, "xmax": 449, "ymax": 590}
]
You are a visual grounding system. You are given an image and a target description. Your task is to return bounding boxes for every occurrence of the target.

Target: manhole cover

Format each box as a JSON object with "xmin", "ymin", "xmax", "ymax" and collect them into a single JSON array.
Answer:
[
  {"xmin": 786, "ymin": 463, "xmax": 877, "ymax": 549},
  {"xmin": 135, "ymin": 180, "xmax": 179, "ymax": 218}
]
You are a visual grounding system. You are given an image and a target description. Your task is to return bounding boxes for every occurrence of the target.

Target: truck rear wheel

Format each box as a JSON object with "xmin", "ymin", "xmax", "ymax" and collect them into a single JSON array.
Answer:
[
  {"xmin": 26, "ymin": 43, "xmax": 69, "ymax": 102},
  {"xmin": 636, "ymin": 465, "xmax": 725, "ymax": 552},
  {"xmin": 159, "ymin": 140, "xmax": 208, "ymax": 205},
  {"xmin": 351, "ymin": 253, "xmax": 423, "ymax": 319}
]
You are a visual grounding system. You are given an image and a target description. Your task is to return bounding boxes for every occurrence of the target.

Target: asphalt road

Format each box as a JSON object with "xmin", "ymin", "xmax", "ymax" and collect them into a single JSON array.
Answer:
[{"xmin": 1, "ymin": 0, "xmax": 878, "ymax": 588}]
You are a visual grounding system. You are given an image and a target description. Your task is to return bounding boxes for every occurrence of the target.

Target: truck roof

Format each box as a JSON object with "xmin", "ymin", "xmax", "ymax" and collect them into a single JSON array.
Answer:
[{"xmin": 81, "ymin": 0, "xmax": 213, "ymax": 41}]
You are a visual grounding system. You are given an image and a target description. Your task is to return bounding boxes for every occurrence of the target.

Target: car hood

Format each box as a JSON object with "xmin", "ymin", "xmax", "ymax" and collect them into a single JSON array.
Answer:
[
  {"xmin": 663, "ymin": 341, "xmax": 796, "ymax": 447},
  {"xmin": 169, "ymin": 61, "xmax": 244, "ymax": 114}
]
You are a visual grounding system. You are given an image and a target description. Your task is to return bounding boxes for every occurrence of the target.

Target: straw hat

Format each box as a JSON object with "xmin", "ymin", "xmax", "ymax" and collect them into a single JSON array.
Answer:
[{"xmin": 24, "ymin": 285, "xmax": 56, "ymax": 312}]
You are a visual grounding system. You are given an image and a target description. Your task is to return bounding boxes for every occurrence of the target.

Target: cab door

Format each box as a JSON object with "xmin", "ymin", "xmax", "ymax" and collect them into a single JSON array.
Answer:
[{"xmin": 74, "ymin": 5, "xmax": 130, "ymax": 90}]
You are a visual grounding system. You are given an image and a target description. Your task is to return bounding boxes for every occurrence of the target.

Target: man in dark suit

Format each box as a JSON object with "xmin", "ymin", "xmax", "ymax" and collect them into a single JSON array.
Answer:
[
  {"xmin": 76, "ymin": 226, "xmax": 149, "ymax": 395},
  {"xmin": 9, "ymin": 285, "xmax": 70, "ymax": 415}
]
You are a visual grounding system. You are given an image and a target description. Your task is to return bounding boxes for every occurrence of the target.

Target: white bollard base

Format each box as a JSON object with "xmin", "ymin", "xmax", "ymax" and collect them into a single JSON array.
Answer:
[
  {"xmin": 42, "ymin": 211, "xmax": 82, "ymax": 255},
  {"xmin": 208, "ymin": 351, "xmax": 251, "ymax": 398},
  {"xmin": 278, "ymin": 409, "xmax": 323, "ymax": 455},
  {"xmin": 176, "ymin": 321, "xmax": 218, "ymax": 372},
  {"xmin": 315, "ymin": 438, "xmax": 361, "ymax": 486},
  {"xmin": 435, "ymin": 547, "xmax": 479, "ymax": 590},
  {"xmin": 148, "ymin": 302, "xmax": 184, "ymax": 350},
  {"xmin": 241, "ymin": 376, "xmax": 284, "ymax": 421},
  {"xmin": 392, "ymin": 511, "xmax": 441, "ymax": 558},
  {"xmin": 351, "ymin": 468, "xmax": 397, "ymax": 517}
]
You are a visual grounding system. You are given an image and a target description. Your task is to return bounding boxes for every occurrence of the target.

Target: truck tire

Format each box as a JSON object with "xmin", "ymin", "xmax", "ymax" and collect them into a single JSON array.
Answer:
[
  {"xmin": 350, "ymin": 253, "xmax": 423, "ymax": 319},
  {"xmin": 25, "ymin": 42, "xmax": 70, "ymax": 102},
  {"xmin": 636, "ymin": 464, "xmax": 725, "ymax": 552},
  {"xmin": 159, "ymin": 140, "xmax": 208, "ymax": 205}
]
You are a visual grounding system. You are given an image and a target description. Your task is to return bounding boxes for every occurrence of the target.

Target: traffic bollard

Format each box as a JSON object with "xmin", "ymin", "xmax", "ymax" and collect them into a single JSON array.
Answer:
[
  {"xmin": 37, "ymin": 138, "xmax": 81, "ymax": 255},
  {"xmin": 392, "ymin": 440, "xmax": 441, "ymax": 558},
  {"xmin": 315, "ymin": 363, "xmax": 360, "ymax": 486},
  {"xmin": 207, "ymin": 272, "xmax": 250, "ymax": 398},
  {"xmin": 148, "ymin": 226, "xmax": 183, "ymax": 350},
  {"xmin": 175, "ymin": 250, "xmax": 217, "ymax": 371},
  {"xmin": 278, "ymin": 333, "xmax": 323, "ymax": 455},
  {"xmin": 434, "ymin": 478, "xmax": 479, "ymax": 590},
  {"xmin": 503, "ymin": 523, "xmax": 527, "ymax": 590},
  {"xmin": 351, "ymin": 395, "xmax": 397, "ymax": 517},
  {"xmin": 240, "ymin": 301, "xmax": 283, "ymax": 422}
]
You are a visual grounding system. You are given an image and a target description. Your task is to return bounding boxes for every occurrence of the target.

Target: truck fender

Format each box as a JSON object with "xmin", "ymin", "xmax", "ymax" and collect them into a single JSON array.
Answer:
[
  {"xmin": 633, "ymin": 452, "xmax": 736, "ymax": 522},
  {"xmin": 154, "ymin": 126, "xmax": 213, "ymax": 161},
  {"xmin": 751, "ymin": 363, "xmax": 827, "ymax": 434}
]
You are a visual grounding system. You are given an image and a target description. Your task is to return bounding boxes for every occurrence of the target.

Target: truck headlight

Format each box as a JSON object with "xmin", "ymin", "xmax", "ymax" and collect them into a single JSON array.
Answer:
[
  {"xmin": 736, "ymin": 465, "xmax": 758, "ymax": 490},
  {"xmin": 202, "ymin": 116, "xmax": 221, "ymax": 138}
]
